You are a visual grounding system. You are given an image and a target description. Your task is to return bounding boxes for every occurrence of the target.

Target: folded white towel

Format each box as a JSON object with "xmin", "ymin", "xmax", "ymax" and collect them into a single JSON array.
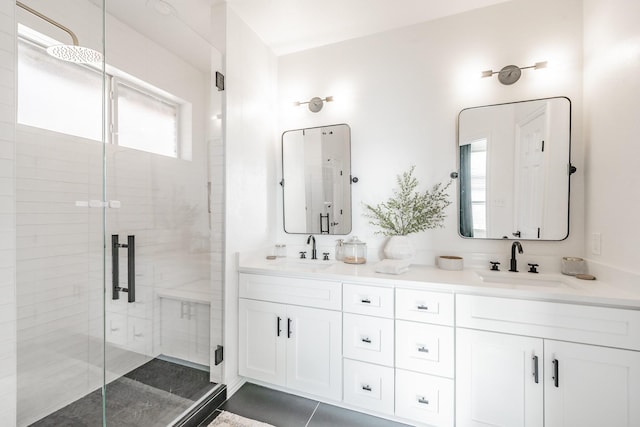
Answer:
[{"xmin": 375, "ymin": 259, "xmax": 411, "ymax": 275}]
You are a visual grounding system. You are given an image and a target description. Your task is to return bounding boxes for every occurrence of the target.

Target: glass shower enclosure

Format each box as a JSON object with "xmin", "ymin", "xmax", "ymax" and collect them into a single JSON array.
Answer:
[{"xmin": 12, "ymin": 0, "xmax": 224, "ymax": 425}]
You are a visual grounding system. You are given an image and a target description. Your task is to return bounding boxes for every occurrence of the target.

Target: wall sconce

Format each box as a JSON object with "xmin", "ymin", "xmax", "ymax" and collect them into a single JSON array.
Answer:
[
  {"xmin": 294, "ymin": 96, "xmax": 334, "ymax": 113},
  {"xmin": 481, "ymin": 61, "xmax": 547, "ymax": 85}
]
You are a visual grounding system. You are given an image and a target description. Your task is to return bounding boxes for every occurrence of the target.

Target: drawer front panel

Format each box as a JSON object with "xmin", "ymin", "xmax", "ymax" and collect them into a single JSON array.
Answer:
[
  {"xmin": 396, "ymin": 288, "xmax": 454, "ymax": 326},
  {"xmin": 343, "ymin": 283, "xmax": 394, "ymax": 318},
  {"xmin": 343, "ymin": 313, "xmax": 394, "ymax": 366},
  {"xmin": 343, "ymin": 359, "xmax": 394, "ymax": 416},
  {"xmin": 395, "ymin": 369, "xmax": 454, "ymax": 427},
  {"xmin": 456, "ymin": 294, "xmax": 640, "ymax": 350},
  {"xmin": 396, "ymin": 320, "xmax": 454, "ymax": 377},
  {"xmin": 239, "ymin": 273, "xmax": 341, "ymax": 310}
]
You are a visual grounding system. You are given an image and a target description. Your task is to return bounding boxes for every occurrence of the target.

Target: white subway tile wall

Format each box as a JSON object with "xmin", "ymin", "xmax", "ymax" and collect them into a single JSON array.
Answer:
[{"xmin": 0, "ymin": 1, "xmax": 16, "ymax": 424}]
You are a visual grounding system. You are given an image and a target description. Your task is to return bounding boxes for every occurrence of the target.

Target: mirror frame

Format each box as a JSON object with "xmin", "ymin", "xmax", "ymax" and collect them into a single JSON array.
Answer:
[
  {"xmin": 281, "ymin": 123, "xmax": 353, "ymax": 235},
  {"xmin": 456, "ymin": 96, "xmax": 573, "ymax": 241}
]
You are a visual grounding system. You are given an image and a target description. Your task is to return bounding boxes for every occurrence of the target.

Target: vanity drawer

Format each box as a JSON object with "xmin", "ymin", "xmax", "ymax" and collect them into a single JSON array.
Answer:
[
  {"xmin": 343, "ymin": 313, "xmax": 394, "ymax": 367},
  {"xmin": 395, "ymin": 288, "xmax": 454, "ymax": 326},
  {"xmin": 343, "ymin": 283, "xmax": 394, "ymax": 318},
  {"xmin": 395, "ymin": 369, "xmax": 454, "ymax": 427},
  {"xmin": 343, "ymin": 359, "xmax": 394, "ymax": 416},
  {"xmin": 395, "ymin": 320, "xmax": 454, "ymax": 378},
  {"xmin": 239, "ymin": 273, "xmax": 341, "ymax": 310},
  {"xmin": 456, "ymin": 294, "xmax": 640, "ymax": 350}
]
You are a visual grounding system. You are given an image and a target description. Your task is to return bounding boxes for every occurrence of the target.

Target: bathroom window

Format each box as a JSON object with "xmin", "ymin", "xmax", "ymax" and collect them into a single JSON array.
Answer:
[
  {"xmin": 17, "ymin": 38, "xmax": 104, "ymax": 142},
  {"xmin": 114, "ymin": 81, "xmax": 179, "ymax": 157},
  {"xmin": 17, "ymin": 26, "xmax": 185, "ymax": 159}
]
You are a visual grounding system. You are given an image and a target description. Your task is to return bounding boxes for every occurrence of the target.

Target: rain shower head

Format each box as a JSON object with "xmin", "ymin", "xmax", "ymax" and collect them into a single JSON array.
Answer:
[
  {"xmin": 46, "ymin": 45, "xmax": 103, "ymax": 63},
  {"xmin": 16, "ymin": 1, "xmax": 103, "ymax": 64}
]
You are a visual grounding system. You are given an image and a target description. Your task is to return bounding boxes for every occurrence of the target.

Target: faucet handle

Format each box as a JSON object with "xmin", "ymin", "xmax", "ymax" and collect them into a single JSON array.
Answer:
[
  {"xmin": 323, "ymin": 252, "xmax": 330, "ymax": 261},
  {"xmin": 299, "ymin": 251, "xmax": 307, "ymax": 259},
  {"xmin": 528, "ymin": 263, "xmax": 539, "ymax": 274},
  {"xmin": 490, "ymin": 261, "xmax": 500, "ymax": 271}
]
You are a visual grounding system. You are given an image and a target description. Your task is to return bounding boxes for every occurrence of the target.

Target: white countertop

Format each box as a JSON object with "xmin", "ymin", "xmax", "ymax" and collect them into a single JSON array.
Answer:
[{"xmin": 238, "ymin": 255, "xmax": 640, "ymax": 310}]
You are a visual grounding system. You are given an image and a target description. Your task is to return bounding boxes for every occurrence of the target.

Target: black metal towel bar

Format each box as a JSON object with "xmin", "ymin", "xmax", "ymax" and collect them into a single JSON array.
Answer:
[{"xmin": 112, "ymin": 234, "xmax": 135, "ymax": 303}]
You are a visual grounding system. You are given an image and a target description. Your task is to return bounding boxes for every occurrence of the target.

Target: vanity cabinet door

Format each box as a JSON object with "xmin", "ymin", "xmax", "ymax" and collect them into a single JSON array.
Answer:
[
  {"xmin": 286, "ymin": 304, "xmax": 342, "ymax": 400},
  {"xmin": 238, "ymin": 298, "xmax": 287, "ymax": 386},
  {"xmin": 456, "ymin": 328, "xmax": 544, "ymax": 427},
  {"xmin": 544, "ymin": 340, "xmax": 640, "ymax": 427}
]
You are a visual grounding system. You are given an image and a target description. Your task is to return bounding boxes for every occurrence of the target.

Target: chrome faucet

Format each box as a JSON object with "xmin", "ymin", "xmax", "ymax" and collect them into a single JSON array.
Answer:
[
  {"xmin": 307, "ymin": 235, "xmax": 317, "ymax": 260},
  {"xmin": 509, "ymin": 241, "xmax": 523, "ymax": 272}
]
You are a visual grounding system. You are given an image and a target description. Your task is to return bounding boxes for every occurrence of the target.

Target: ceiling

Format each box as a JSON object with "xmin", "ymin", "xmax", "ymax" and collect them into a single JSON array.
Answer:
[
  {"xmin": 220, "ymin": 0, "xmax": 512, "ymax": 56},
  {"xmin": 98, "ymin": 0, "xmax": 511, "ymax": 70}
]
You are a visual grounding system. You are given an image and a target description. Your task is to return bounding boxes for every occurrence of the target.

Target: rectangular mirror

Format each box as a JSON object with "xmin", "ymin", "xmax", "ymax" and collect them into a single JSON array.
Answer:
[
  {"xmin": 282, "ymin": 124, "xmax": 352, "ymax": 234},
  {"xmin": 457, "ymin": 97, "xmax": 572, "ymax": 240}
]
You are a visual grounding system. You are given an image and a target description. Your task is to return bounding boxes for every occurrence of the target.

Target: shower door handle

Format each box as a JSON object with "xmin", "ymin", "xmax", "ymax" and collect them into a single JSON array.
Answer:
[{"xmin": 112, "ymin": 235, "xmax": 135, "ymax": 303}]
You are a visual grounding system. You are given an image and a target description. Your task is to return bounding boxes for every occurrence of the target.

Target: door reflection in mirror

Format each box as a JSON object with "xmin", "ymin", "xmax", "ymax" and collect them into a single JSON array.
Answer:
[
  {"xmin": 282, "ymin": 124, "xmax": 352, "ymax": 235},
  {"xmin": 458, "ymin": 97, "xmax": 571, "ymax": 240}
]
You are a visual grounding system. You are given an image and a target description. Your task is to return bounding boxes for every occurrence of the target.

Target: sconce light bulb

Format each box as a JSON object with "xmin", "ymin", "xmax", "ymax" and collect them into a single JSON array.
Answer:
[
  {"xmin": 325, "ymin": 96, "xmax": 334, "ymax": 102},
  {"xmin": 534, "ymin": 61, "xmax": 548, "ymax": 70},
  {"xmin": 293, "ymin": 101, "xmax": 301, "ymax": 107},
  {"xmin": 481, "ymin": 70, "xmax": 494, "ymax": 78}
]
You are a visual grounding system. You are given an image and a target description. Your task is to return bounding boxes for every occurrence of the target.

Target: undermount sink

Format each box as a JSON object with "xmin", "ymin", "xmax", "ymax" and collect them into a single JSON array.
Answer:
[
  {"xmin": 475, "ymin": 270, "xmax": 571, "ymax": 288},
  {"xmin": 279, "ymin": 258, "xmax": 336, "ymax": 270}
]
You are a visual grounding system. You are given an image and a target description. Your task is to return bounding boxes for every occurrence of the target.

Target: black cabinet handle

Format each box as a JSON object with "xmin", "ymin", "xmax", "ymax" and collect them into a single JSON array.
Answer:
[
  {"xmin": 361, "ymin": 337, "xmax": 372, "ymax": 344},
  {"xmin": 361, "ymin": 385, "xmax": 372, "ymax": 392},
  {"xmin": 417, "ymin": 304, "xmax": 429, "ymax": 310},
  {"xmin": 360, "ymin": 298, "xmax": 371, "ymax": 304},
  {"xmin": 277, "ymin": 316, "xmax": 282, "ymax": 337},
  {"xmin": 532, "ymin": 355, "xmax": 539, "ymax": 384},
  {"xmin": 287, "ymin": 318, "xmax": 292, "ymax": 338},
  {"xmin": 552, "ymin": 359, "xmax": 559, "ymax": 387},
  {"xmin": 112, "ymin": 235, "xmax": 135, "ymax": 303},
  {"xmin": 418, "ymin": 346, "xmax": 429, "ymax": 353},
  {"xmin": 418, "ymin": 397, "xmax": 429, "ymax": 405}
]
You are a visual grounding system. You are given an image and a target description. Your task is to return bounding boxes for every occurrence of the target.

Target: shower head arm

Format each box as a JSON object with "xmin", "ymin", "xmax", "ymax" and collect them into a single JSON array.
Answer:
[{"xmin": 16, "ymin": 1, "xmax": 79, "ymax": 46}]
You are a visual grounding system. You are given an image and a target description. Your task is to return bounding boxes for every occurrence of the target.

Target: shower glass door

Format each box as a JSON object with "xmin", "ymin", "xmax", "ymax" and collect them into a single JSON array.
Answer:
[{"xmin": 15, "ymin": 1, "xmax": 223, "ymax": 425}]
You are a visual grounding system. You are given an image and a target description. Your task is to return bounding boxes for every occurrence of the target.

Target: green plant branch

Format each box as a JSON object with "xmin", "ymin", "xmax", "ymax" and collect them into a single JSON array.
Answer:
[{"xmin": 363, "ymin": 166, "xmax": 452, "ymax": 236}]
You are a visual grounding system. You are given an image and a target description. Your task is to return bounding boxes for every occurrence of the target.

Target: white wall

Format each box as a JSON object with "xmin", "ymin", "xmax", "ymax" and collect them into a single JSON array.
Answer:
[
  {"xmin": 0, "ymin": 1, "xmax": 16, "ymax": 424},
  {"xmin": 223, "ymin": 6, "xmax": 278, "ymax": 388},
  {"xmin": 276, "ymin": 0, "xmax": 584, "ymax": 272},
  {"xmin": 583, "ymin": 0, "xmax": 640, "ymax": 281}
]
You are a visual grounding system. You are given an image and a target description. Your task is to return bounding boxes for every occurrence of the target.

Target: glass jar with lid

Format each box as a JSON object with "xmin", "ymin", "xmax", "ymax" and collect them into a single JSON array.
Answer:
[{"xmin": 343, "ymin": 236, "xmax": 367, "ymax": 264}]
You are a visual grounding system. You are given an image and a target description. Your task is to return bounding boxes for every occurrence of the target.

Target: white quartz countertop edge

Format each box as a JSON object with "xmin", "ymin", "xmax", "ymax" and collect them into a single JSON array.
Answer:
[{"xmin": 238, "ymin": 257, "xmax": 640, "ymax": 310}]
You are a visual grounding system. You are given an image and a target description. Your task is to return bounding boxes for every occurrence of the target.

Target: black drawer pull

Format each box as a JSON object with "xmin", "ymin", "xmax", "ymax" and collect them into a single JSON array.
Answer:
[
  {"xmin": 532, "ymin": 355, "xmax": 539, "ymax": 384},
  {"xmin": 552, "ymin": 359, "xmax": 559, "ymax": 388},
  {"xmin": 361, "ymin": 337, "xmax": 372, "ymax": 344},
  {"xmin": 418, "ymin": 346, "xmax": 429, "ymax": 353},
  {"xmin": 360, "ymin": 298, "xmax": 371, "ymax": 304},
  {"xmin": 418, "ymin": 397, "xmax": 429, "ymax": 405},
  {"xmin": 362, "ymin": 385, "xmax": 372, "ymax": 392},
  {"xmin": 417, "ymin": 304, "xmax": 429, "ymax": 310}
]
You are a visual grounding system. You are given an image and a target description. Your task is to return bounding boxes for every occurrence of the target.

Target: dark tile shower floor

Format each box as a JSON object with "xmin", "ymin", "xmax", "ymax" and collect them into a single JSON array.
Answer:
[{"xmin": 30, "ymin": 358, "xmax": 217, "ymax": 427}]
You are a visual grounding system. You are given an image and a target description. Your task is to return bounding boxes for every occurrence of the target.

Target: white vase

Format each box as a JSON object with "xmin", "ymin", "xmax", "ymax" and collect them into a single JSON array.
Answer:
[{"xmin": 383, "ymin": 235, "xmax": 414, "ymax": 260}]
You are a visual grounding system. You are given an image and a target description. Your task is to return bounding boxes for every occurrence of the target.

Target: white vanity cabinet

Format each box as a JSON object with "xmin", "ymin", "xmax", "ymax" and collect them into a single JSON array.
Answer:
[
  {"xmin": 395, "ymin": 288, "xmax": 455, "ymax": 427},
  {"xmin": 238, "ymin": 273, "xmax": 342, "ymax": 401},
  {"xmin": 456, "ymin": 294, "xmax": 640, "ymax": 427},
  {"xmin": 342, "ymin": 283, "xmax": 395, "ymax": 416}
]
